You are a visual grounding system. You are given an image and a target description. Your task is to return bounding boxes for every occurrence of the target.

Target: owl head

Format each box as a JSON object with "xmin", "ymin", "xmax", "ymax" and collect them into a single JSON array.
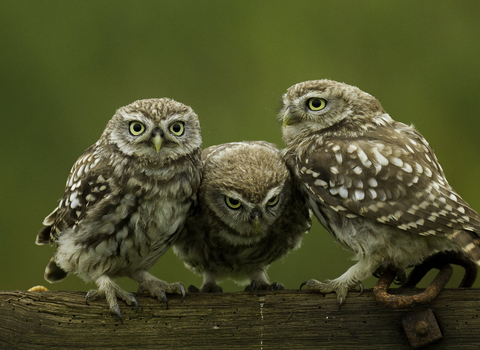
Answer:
[
  {"xmin": 280, "ymin": 79, "xmax": 386, "ymax": 143},
  {"xmin": 200, "ymin": 142, "xmax": 292, "ymax": 245},
  {"xmin": 104, "ymin": 98, "xmax": 202, "ymax": 164}
]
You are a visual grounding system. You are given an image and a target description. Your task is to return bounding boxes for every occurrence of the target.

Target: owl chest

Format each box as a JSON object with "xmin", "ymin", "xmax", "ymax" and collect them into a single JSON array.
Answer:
[
  {"xmin": 128, "ymin": 198, "xmax": 187, "ymax": 251},
  {"xmin": 307, "ymin": 196, "xmax": 375, "ymax": 255}
]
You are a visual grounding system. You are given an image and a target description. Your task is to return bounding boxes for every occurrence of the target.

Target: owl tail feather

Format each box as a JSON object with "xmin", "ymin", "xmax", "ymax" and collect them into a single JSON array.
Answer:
[
  {"xmin": 36, "ymin": 226, "xmax": 52, "ymax": 245},
  {"xmin": 44, "ymin": 258, "xmax": 67, "ymax": 283},
  {"xmin": 450, "ymin": 230, "xmax": 480, "ymax": 266}
]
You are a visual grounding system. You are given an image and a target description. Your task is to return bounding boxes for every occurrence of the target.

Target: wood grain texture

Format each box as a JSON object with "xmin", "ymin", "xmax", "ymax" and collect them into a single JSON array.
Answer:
[{"xmin": 1, "ymin": 289, "xmax": 479, "ymax": 349}]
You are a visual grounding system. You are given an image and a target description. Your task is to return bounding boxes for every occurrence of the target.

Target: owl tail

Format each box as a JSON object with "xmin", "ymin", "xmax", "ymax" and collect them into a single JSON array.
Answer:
[
  {"xmin": 450, "ymin": 230, "xmax": 480, "ymax": 266},
  {"xmin": 36, "ymin": 226, "xmax": 52, "ymax": 245},
  {"xmin": 44, "ymin": 258, "xmax": 67, "ymax": 283}
]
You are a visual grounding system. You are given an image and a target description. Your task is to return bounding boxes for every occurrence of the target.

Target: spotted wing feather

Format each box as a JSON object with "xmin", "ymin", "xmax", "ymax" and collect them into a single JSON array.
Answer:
[
  {"xmin": 36, "ymin": 145, "xmax": 111, "ymax": 245},
  {"xmin": 298, "ymin": 123, "xmax": 480, "ymax": 237}
]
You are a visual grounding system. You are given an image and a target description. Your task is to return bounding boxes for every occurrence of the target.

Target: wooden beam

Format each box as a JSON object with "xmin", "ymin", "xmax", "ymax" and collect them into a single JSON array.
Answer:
[{"xmin": 1, "ymin": 289, "xmax": 479, "ymax": 349}]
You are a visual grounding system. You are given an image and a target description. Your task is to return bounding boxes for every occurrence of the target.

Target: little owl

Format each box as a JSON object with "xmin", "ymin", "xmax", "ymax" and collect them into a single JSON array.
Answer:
[
  {"xmin": 36, "ymin": 98, "xmax": 203, "ymax": 320},
  {"xmin": 173, "ymin": 141, "xmax": 311, "ymax": 292},
  {"xmin": 280, "ymin": 79, "xmax": 480, "ymax": 304}
]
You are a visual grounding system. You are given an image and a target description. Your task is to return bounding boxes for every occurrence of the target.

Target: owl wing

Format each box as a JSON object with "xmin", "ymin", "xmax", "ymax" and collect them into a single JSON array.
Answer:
[
  {"xmin": 297, "ymin": 125, "xmax": 480, "ymax": 237},
  {"xmin": 36, "ymin": 144, "xmax": 112, "ymax": 245}
]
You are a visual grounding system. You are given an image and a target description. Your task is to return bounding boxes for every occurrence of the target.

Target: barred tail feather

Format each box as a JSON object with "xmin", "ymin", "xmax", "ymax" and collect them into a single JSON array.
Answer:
[
  {"xmin": 450, "ymin": 230, "xmax": 480, "ymax": 266},
  {"xmin": 44, "ymin": 258, "xmax": 67, "ymax": 283},
  {"xmin": 36, "ymin": 226, "xmax": 52, "ymax": 245}
]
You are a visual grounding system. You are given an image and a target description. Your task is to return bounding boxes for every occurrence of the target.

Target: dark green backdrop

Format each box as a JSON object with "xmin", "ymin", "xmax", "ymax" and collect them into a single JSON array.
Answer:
[{"xmin": 2, "ymin": 1, "xmax": 480, "ymax": 294}]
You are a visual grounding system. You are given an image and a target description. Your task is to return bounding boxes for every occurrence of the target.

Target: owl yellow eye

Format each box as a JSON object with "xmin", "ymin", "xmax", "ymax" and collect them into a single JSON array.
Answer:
[
  {"xmin": 169, "ymin": 122, "xmax": 184, "ymax": 136},
  {"xmin": 307, "ymin": 98, "xmax": 327, "ymax": 111},
  {"xmin": 129, "ymin": 122, "xmax": 145, "ymax": 136},
  {"xmin": 225, "ymin": 197, "xmax": 241, "ymax": 210},
  {"xmin": 267, "ymin": 195, "xmax": 279, "ymax": 207}
]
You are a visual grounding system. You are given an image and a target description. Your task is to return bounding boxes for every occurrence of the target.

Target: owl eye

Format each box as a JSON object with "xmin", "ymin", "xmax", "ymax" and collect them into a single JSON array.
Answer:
[
  {"xmin": 129, "ymin": 122, "xmax": 145, "ymax": 136},
  {"xmin": 225, "ymin": 197, "xmax": 242, "ymax": 210},
  {"xmin": 307, "ymin": 98, "xmax": 327, "ymax": 111},
  {"xmin": 169, "ymin": 122, "xmax": 185, "ymax": 136},
  {"xmin": 267, "ymin": 195, "xmax": 279, "ymax": 207}
]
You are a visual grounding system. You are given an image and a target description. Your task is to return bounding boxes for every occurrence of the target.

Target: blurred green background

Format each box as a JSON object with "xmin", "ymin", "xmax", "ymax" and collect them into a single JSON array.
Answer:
[{"xmin": 1, "ymin": 1, "xmax": 480, "ymax": 295}]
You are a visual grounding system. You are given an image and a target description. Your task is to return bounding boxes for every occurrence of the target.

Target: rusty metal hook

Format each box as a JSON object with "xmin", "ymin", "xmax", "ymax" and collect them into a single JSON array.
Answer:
[
  {"xmin": 374, "ymin": 251, "xmax": 478, "ymax": 308},
  {"xmin": 374, "ymin": 264, "xmax": 453, "ymax": 308},
  {"xmin": 402, "ymin": 251, "xmax": 478, "ymax": 288}
]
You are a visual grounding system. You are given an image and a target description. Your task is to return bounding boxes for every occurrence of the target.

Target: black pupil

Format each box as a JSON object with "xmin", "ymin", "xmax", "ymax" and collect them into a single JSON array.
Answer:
[
  {"xmin": 311, "ymin": 99, "xmax": 322, "ymax": 108},
  {"xmin": 229, "ymin": 198, "xmax": 239, "ymax": 206},
  {"xmin": 172, "ymin": 123, "xmax": 181, "ymax": 133},
  {"xmin": 133, "ymin": 123, "xmax": 142, "ymax": 132}
]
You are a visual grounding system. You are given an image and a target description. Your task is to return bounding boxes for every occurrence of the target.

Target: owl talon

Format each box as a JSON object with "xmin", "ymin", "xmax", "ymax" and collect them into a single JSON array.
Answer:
[
  {"xmin": 179, "ymin": 284, "xmax": 186, "ymax": 302},
  {"xmin": 113, "ymin": 305, "xmax": 123, "ymax": 323},
  {"xmin": 245, "ymin": 280, "xmax": 284, "ymax": 291},
  {"xmin": 271, "ymin": 282, "xmax": 285, "ymax": 291},
  {"xmin": 357, "ymin": 282, "xmax": 364, "ymax": 297},
  {"xmin": 129, "ymin": 294, "xmax": 139, "ymax": 313},
  {"xmin": 160, "ymin": 291, "xmax": 169, "ymax": 310},
  {"xmin": 137, "ymin": 278, "xmax": 186, "ymax": 308},
  {"xmin": 299, "ymin": 281, "xmax": 308, "ymax": 291}
]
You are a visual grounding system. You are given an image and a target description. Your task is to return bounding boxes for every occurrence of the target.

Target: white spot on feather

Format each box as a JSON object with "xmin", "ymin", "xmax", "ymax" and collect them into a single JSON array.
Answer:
[
  {"xmin": 339, "ymin": 186, "xmax": 348, "ymax": 199},
  {"xmin": 335, "ymin": 153, "xmax": 343, "ymax": 164},
  {"xmin": 373, "ymin": 149, "xmax": 389, "ymax": 166},
  {"xmin": 391, "ymin": 157, "xmax": 403, "ymax": 167},
  {"xmin": 353, "ymin": 166, "xmax": 363, "ymax": 175},
  {"xmin": 424, "ymin": 167, "xmax": 433, "ymax": 177},
  {"xmin": 465, "ymin": 243, "xmax": 476, "ymax": 252},
  {"xmin": 347, "ymin": 144, "xmax": 357, "ymax": 153},
  {"xmin": 354, "ymin": 190, "xmax": 365, "ymax": 201},
  {"xmin": 314, "ymin": 179, "xmax": 328, "ymax": 187},
  {"xmin": 357, "ymin": 149, "xmax": 371, "ymax": 167},
  {"xmin": 401, "ymin": 163, "xmax": 413, "ymax": 173}
]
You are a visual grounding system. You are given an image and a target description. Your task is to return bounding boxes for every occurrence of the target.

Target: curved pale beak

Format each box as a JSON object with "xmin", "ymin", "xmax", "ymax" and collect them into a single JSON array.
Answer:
[
  {"xmin": 151, "ymin": 134, "xmax": 163, "ymax": 153},
  {"xmin": 283, "ymin": 107, "xmax": 295, "ymax": 128},
  {"xmin": 251, "ymin": 218, "xmax": 261, "ymax": 234}
]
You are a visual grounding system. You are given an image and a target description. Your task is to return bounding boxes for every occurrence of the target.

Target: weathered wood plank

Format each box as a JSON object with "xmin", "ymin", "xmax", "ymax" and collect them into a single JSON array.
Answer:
[{"xmin": 1, "ymin": 289, "xmax": 479, "ymax": 349}]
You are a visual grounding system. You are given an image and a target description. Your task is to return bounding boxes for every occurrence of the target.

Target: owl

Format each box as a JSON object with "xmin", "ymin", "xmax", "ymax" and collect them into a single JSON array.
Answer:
[
  {"xmin": 36, "ymin": 98, "xmax": 203, "ymax": 321},
  {"xmin": 173, "ymin": 141, "xmax": 311, "ymax": 292},
  {"xmin": 280, "ymin": 79, "xmax": 480, "ymax": 305}
]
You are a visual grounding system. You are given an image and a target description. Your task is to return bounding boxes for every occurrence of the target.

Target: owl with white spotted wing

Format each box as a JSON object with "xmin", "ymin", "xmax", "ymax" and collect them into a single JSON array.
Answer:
[
  {"xmin": 173, "ymin": 141, "xmax": 311, "ymax": 292},
  {"xmin": 36, "ymin": 98, "xmax": 203, "ymax": 321},
  {"xmin": 280, "ymin": 79, "xmax": 480, "ymax": 304}
]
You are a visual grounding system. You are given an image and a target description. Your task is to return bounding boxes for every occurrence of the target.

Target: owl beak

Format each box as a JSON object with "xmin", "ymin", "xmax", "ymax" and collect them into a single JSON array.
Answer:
[
  {"xmin": 151, "ymin": 134, "xmax": 163, "ymax": 153},
  {"xmin": 283, "ymin": 108, "xmax": 295, "ymax": 128},
  {"xmin": 250, "ymin": 209, "xmax": 262, "ymax": 234},
  {"xmin": 251, "ymin": 218, "xmax": 261, "ymax": 234}
]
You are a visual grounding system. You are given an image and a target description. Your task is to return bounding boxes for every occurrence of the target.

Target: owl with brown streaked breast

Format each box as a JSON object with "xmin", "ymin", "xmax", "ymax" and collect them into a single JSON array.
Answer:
[
  {"xmin": 36, "ymin": 98, "xmax": 203, "ymax": 321},
  {"xmin": 173, "ymin": 141, "xmax": 311, "ymax": 292},
  {"xmin": 280, "ymin": 79, "xmax": 480, "ymax": 304}
]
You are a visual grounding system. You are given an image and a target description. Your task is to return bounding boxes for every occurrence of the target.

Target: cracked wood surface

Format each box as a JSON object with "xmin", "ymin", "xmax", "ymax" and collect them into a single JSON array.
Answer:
[{"xmin": 1, "ymin": 289, "xmax": 480, "ymax": 349}]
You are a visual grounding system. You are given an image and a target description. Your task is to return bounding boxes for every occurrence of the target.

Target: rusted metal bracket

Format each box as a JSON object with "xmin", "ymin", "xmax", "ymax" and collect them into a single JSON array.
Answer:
[{"xmin": 402, "ymin": 308, "xmax": 443, "ymax": 349}]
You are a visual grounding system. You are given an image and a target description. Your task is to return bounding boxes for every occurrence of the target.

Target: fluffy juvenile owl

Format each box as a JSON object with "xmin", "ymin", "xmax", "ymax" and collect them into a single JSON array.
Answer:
[
  {"xmin": 173, "ymin": 141, "xmax": 311, "ymax": 292},
  {"xmin": 36, "ymin": 98, "xmax": 203, "ymax": 320},
  {"xmin": 280, "ymin": 79, "xmax": 480, "ymax": 304}
]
